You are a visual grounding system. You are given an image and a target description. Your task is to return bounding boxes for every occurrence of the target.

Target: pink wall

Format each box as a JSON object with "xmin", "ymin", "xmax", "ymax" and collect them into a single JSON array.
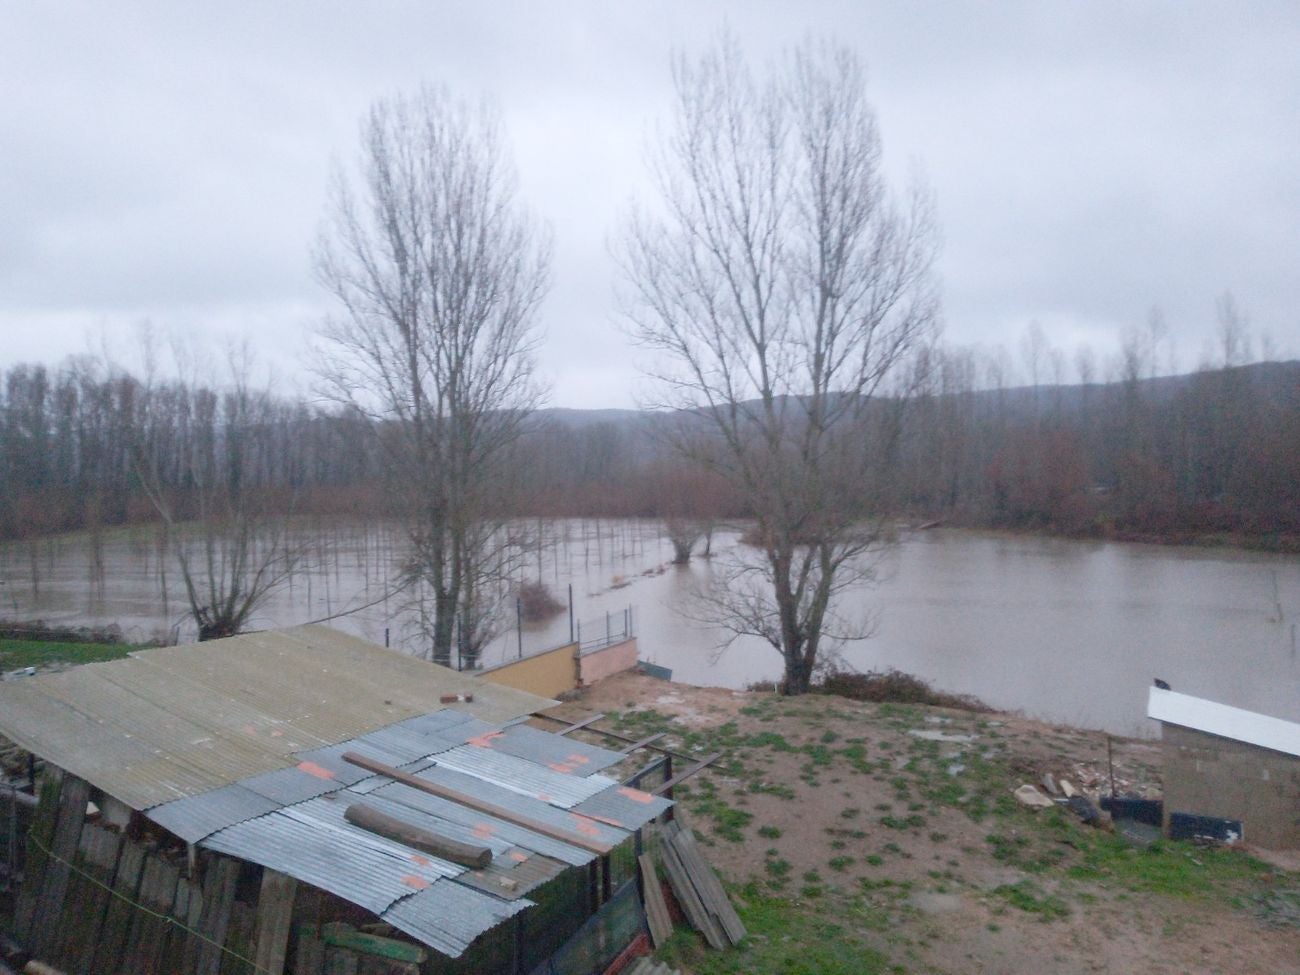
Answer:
[{"xmin": 578, "ymin": 638, "xmax": 639, "ymax": 686}]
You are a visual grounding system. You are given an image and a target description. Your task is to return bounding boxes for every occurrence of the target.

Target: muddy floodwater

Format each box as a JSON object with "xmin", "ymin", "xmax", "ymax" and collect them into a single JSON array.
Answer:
[{"xmin": 2, "ymin": 519, "xmax": 1296, "ymax": 737}]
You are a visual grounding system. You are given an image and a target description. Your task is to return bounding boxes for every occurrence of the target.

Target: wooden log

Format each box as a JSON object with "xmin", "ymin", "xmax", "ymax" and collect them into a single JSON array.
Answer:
[
  {"xmin": 340, "ymin": 752, "xmax": 613, "ymax": 855},
  {"xmin": 637, "ymin": 853, "xmax": 673, "ymax": 948},
  {"xmin": 252, "ymin": 869, "xmax": 298, "ymax": 975},
  {"xmin": 13, "ymin": 768, "xmax": 62, "ymax": 945},
  {"xmin": 92, "ymin": 839, "xmax": 146, "ymax": 975},
  {"xmin": 63, "ymin": 825, "xmax": 122, "ymax": 975},
  {"xmin": 193, "ymin": 856, "xmax": 241, "ymax": 975},
  {"xmin": 343, "ymin": 803, "xmax": 492, "ymax": 868}
]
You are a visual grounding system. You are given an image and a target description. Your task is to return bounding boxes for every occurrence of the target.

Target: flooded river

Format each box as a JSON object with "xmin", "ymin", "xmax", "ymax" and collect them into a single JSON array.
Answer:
[{"xmin": 2, "ymin": 520, "xmax": 1296, "ymax": 737}]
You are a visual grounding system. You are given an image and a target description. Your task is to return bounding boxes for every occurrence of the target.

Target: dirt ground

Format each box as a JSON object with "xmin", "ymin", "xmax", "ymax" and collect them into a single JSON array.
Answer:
[{"xmin": 568, "ymin": 673, "xmax": 1300, "ymax": 975}]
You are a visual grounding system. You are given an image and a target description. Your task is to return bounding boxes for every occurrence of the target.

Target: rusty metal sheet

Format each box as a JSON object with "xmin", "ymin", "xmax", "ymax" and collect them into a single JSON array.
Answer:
[
  {"xmin": 381, "ymin": 879, "xmax": 531, "ymax": 959},
  {"xmin": 571, "ymin": 783, "xmax": 672, "ymax": 831}
]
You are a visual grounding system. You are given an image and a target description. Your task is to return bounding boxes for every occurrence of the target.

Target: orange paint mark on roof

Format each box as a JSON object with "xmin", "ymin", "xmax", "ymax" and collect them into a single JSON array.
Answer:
[
  {"xmin": 401, "ymin": 875, "xmax": 431, "ymax": 890},
  {"xmin": 472, "ymin": 823, "xmax": 494, "ymax": 839},
  {"xmin": 509, "ymin": 851, "xmax": 529, "ymax": 863},
  {"xmin": 567, "ymin": 753, "xmax": 591, "ymax": 764},
  {"xmin": 410, "ymin": 854, "xmax": 432, "ymax": 866},
  {"xmin": 467, "ymin": 731, "xmax": 504, "ymax": 748},
  {"xmin": 547, "ymin": 762, "xmax": 577, "ymax": 774},
  {"xmin": 296, "ymin": 761, "xmax": 336, "ymax": 780},
  {"xmin": 569, "ymin": 814, "xmax": 601, "ymax": 837},
  {"xmin": 617, "ymin": 786, "xmax": 654, "ymax": 804}
]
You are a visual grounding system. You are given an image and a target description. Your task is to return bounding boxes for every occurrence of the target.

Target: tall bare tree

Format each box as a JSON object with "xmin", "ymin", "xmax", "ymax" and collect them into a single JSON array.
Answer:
[
  {"xmin": 316, "ymin": 86, "xmax": 550, "ymax": 667},
  {"xmin": 621, "ymin": 39, "xmax": 939, "ymax": 693}
]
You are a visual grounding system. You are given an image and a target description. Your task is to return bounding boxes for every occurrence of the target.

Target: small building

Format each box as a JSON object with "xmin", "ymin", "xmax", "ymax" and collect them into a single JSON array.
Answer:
[
  {"xmin": 1147, "ymin": 686, "xmax": 1300, "ymax": 849},
  {"xmin": 0, "ymin": 625, "xmax": 672, "ymax": 973}
]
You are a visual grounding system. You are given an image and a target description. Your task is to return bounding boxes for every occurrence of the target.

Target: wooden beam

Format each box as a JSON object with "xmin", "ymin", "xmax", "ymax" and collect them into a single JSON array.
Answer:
[
  {"xmin": 554, "ymin": 713, "xmax": 606, "ymax": 736},
  {"xmin": 651, "ymin": 753, "xmax": 722, "ymax": 796},
  {"xmin": 340, "ymin": 752, "xmax": 614, "ymax": 855},
  {"xmin": 344, "ymin": 803, "xmax": 492, "ymax": 868},
  {"xmin": 619, "ymin": 732, "xmax": 666, "ymax": 755},
  {"xmin": 252, "ymin": 869, "xmax": 298, "ymax": 975},
  {"xmin": 637, "ymin": 853, "xmax": 673, "ymax": 948}
]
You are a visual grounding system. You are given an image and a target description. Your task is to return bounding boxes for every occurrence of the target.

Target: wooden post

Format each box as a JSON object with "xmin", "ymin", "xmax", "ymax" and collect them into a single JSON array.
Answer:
[
  {"xmin": 344, "ymin": 804, "xmax": 492, "ymax": 868},
  {"xmin": 252, "ymin": 869, "xmax": 298, "ymax": 975},
  {"xmin": 30, "ymin": 774, "xmax": 91, "ymax": 961}
]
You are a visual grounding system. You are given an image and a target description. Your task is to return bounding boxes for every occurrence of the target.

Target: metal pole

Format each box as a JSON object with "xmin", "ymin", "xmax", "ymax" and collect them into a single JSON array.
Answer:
[
  {"xmin": 568, "ymin": 583, "xmax": 574, "ymax": 644},
  {"xmin": 606, "ymin": 610, "xmax": 611, "ymax": 647},
  {"xmin": 384, "ymin": 626, "xmax": 389, "ymax": 648},
  {"xmin": 517, "ymin": 598, "xmax": 523, "ymax": 659}
]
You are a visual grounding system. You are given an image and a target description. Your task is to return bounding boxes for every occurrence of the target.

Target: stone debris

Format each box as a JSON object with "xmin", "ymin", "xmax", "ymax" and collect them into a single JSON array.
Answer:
[{"xmin": 1013, "ymin": 784, "xmax": 1055, "ymax": 808}]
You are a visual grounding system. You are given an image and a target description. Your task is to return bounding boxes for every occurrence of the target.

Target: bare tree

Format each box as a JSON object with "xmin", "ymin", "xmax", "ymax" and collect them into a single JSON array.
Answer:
[
  {"xmin": 315, "ymin": 86, "xmax": 550, "ymax": 667},
  {"xmin": 620, "ymin": 39, "xmax": 939, "ymax": 694},
  {"xmin": 131, "ymin": 351, "xmax": 303, "ymax": 641}
]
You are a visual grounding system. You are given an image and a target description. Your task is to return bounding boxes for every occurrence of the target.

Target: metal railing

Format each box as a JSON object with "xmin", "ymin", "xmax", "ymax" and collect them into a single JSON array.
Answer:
[{"xmin": 576, "ymin": 606, "xmax": 634, "ymax": 653}]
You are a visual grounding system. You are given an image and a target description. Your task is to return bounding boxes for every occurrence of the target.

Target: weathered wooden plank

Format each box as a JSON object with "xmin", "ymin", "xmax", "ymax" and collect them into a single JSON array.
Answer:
[
  {"xmin": 175, "ymin": 875, "xmax": 208, "ymax": 973},
  {"xmin": 220, "ymin": 899, "xmax": 257, "ymax": 975},
  {"xmin": 657, "ymin": 836, "xmax": 725, "ymax": 950},
  {"xmin": 122, "ymin": 854, "xmax": 181, "ymax": 975},
  {"xmin": 65, "ymin": 825, "xmax": 123, "ymax": 975},
  {"xmin": 50, "ymin": 821, "xmax": 110, "ymax": 971},
  {"xmin": 92, "ymin": 840, "xmax": 146, "ymax": 975},
  {"xmin": 651, "ymin": 753, "xmax": 722, "ymax": 797},
  {"xmin": 161, "ymin": 875, "xmax": 200, "ymax": 974},
  {"xmin": 30, "ymin": 774, "xmax": 91, "ymax": 961},
  {"xmin": 290, "ymin": 929, "xmax": 326, "ymax": 975},
  {"xmin": 637, "ymin": 853, "xmax": 673, "ymax": 948},
  {"xmin": 252, "ymin": 869, "xmax": 298, "ymax": 975},
  {"xmin": 670, "ymin": 828, "xmax": 745, "ymax": 944},
  {"xmin": 355, "ymin": 956, "xmax": 420, "ymax": 975},
  {"xmin": 13, "ymin": 767, "xmax": 63, "ymax": 945},
  {"xmin": 194, "ymin": 856, "xmax": 241, "ymax": 975},
  {"xmin": 322, "ymin": 946, "xmax": 359, "ymax": 975},
  {"xmin": 319, "ymin": 924, "xmax": 426, "ymax": 965}
]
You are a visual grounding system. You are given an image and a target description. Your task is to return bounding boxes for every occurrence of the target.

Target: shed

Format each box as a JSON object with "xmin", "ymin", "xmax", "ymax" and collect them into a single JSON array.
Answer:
[
  {"xmin": 0, "ymin": 625, "xmax": 672, "ymax": 974},
  {"xmin": 1147, "ymin": 686, "xmax": 1300, "ymax": 849}
]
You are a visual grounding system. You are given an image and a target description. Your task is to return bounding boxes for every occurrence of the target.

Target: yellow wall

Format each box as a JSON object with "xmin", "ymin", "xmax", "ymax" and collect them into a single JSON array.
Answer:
[{"xmin": 477, "ymin": 642, "xmax": 578, "ymax": 699}]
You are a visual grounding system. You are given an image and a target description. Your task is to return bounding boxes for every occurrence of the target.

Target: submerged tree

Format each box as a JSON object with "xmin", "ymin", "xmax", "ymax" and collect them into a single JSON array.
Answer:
[
  {"xmin": 621, "ymin": 38, "xmax": 939, "ymax": 693},
  {"xmin": 316, "ymin": 86, "xmax": 550, "ymax": 667},
  {"xmin": 131, "ymin": 352, "xmax": 303, "ymax": 641}
]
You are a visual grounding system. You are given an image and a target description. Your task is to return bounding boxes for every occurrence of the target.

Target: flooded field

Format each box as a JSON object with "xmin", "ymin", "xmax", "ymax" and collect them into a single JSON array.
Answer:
[{"xmin": 2, "ymin": 519, "xmax": 1297, "ymax": 737}]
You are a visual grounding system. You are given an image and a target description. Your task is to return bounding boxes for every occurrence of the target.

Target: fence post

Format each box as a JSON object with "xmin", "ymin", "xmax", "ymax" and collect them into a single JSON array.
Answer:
[
  {"xmin": 517, "ymin": 598, "xmax": 523, "ymax": 659},
  {"xmin": 568, "ymin": 583, "xmax": 574, "ymax": 644}
]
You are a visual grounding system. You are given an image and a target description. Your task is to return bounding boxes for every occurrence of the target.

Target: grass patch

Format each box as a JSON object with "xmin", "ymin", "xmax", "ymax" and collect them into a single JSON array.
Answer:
[{"xmin": 0, "ymin": 638, "xmax": 137, "ymax": 671}]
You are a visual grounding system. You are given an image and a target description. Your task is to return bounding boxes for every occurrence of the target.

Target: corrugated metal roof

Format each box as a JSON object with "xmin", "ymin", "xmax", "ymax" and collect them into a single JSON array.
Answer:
[
  {"xmin": 409, "ymin": 765, "xmax": 630, "ymax": 851},
  {"xmin": 453, "ymin": 846, "xmax": 566, "ymax": 900},
  {"xmin": 430, "ymin": 745, "xmax": 617, "ymax": 809},
  {"xmin": 485, "ymin": 723, "xmax": 626, "ymax": 776},
  {"xmin": 204, "ymin": 802, "xmax": 460, "ymax": 915},
  {"xmin": 0, "ymin": 624, "xmax": 555, "ymax": 809},
  {"xmin": 571, "ymin": 784, "xmax": 672, "ymax": 831},
  {"xmin": 146, "ymin": 783, "xmax": 282, "ymax": 843},
  {"xmin": 382, "ymin": 880, "xmax": 531, "ymax": 959},
  {"xmin": 1148, "ymin": 687, "xmax": 1300, "ymax": 758},
  {"xmin": 239, "ymin": 765, "xmax": 346, "ymax": 805}
]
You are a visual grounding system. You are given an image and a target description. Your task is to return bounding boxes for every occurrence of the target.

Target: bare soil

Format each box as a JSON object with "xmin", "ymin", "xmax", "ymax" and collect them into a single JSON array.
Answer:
[{"xmin": 572, "ymin": 673, "xmax": 1300, "ymax": 975}]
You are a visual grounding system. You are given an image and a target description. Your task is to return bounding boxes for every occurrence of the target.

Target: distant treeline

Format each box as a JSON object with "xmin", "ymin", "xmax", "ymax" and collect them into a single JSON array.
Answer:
[{"xmin": 0, "ymin": 356, "xmax": 1297, "ymax": 545}]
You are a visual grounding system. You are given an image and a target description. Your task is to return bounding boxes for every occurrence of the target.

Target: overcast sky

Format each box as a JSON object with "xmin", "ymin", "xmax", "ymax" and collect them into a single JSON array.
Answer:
[{"xmin": 3, "ymin": 2, "xmax": 1297, "ymax": 408}]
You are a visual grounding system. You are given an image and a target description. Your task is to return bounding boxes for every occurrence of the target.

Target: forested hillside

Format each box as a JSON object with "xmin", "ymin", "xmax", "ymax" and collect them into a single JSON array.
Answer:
[{"xmin": 1, "ymin": 357, "xmax": 1296, "ymax": 545}]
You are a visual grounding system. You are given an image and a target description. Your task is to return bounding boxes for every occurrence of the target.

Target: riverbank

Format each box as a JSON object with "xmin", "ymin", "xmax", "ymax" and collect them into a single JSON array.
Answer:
[{"xmin": 576, "ymin": 672, "xmax": 1300, "ymax": 975}]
